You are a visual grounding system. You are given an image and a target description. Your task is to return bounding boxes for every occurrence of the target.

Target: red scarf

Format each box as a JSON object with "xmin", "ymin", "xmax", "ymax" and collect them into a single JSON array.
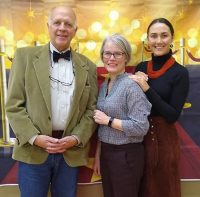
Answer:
[{"xmin": 147, "ymin": 57, "xmax": 175, "ymax": 78}]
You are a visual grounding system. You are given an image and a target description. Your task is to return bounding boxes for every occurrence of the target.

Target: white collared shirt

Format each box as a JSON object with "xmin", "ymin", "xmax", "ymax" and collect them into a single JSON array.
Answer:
[
  {"xmin": 29, "ymin": 43, "xmax": 77, "ymax": 145},
  {"xmin": 49, "ymin": 43, "xmax": 75, "ymax": 130}
]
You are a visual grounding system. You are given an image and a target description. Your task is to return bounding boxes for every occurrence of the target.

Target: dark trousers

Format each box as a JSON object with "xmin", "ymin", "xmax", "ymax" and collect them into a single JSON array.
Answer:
[{"xmin": 100, "ymin": 142, "xmax": 144, "ymax": 197}]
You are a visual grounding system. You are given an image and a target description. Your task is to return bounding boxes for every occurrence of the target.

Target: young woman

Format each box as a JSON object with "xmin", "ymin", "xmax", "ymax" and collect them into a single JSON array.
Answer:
[
  {"xmin": 130, "ymin": 18, "xmax": 189, "ymax": 197},
  {"xmin": 93, "ymin": 34, "xmax": 151, "ymax": 197}
]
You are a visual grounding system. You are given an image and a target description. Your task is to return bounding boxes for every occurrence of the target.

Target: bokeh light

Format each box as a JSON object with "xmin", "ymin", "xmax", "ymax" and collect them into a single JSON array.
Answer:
[
  {"xmin": 78, "ymin": 42, "xmax": 86, "ymax": 53},
  {"xmin": 131, "ymin": 19, "xmax": 140, "ymax": 29},
  {"xmin": 98, "ymin": 29, "xmax": 109, "ymax": 39},
  {"xmin": 188, "ymin": 38, "xmax": 198, "ymax": 48},
  {"xmin": 141, "ymin": 33, "xmax": 147, "ymax": 42},
  {"xmin": 5, "ymin": 46, "xmax": 15, "ymax": 57},
  {"xmin": 187, "ymin": 28, "xmax": 198, "ymax": 38},
  {"xmin": 122, "ymin": 25, "xmax": 133, "ymax": 36},
  {"xmin": 76, "ymin": 28, "xmax": 87, "ymax": 39},
  {"xmin": 37, "ymin": 34, "xmax": 49, "ymax": 44},
  {"xmin": 16, "ymin": 40, "xmax": 28, "ymax": 48},
  {"xmin": 109, "ymin": 10, "xmax": 119, "ymax": 21},
  {"xmin": 86, "ymin": 40, "xmax": 96, "ymax": 50},
  {"xmin": 91, "ymin": 22, "xmax": 102, "ymax": 33},
  {"xmin": 109, "ymin": 25, "xmax": 121, "ymax": 34},
  {"xmin": 5, "ymin": 30, "xmax": 14, "ymax": 41},
  {"xmin": 94, "ymin": 43, "xmax": 101, "ymax": 56},
  {"xmin": 23, "ymin": 32, "xmax": 34, "ymax": 43},
  {"xmin": 0, "ymin": 26, "xmax": 6, "ymax": 37}
]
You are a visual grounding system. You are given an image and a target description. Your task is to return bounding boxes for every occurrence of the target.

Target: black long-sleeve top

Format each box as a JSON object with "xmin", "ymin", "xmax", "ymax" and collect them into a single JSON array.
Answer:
[{"xmin": 135, "ymin": 52, "xmax": 189, "ymax": 123}]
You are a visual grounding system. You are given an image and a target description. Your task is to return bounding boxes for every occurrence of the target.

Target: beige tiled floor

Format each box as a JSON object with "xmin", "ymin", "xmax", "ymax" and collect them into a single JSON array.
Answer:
[
  {"xmin": 0, "ymin": 183, "xmax": 103, "ymax": 197},
  {"xmin": 0, "ymin": 181, "xmax": 200, "ymax": 197}
]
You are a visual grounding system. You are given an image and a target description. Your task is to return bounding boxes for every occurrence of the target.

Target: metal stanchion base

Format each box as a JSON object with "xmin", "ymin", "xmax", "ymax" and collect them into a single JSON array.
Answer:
[
  {"xmin": 0, "ymin": 138, "xmax": 15, "ymax": 147},
  {"xmin": 184, "ymin": 102, "xmax": 192, "ymax": 109}
]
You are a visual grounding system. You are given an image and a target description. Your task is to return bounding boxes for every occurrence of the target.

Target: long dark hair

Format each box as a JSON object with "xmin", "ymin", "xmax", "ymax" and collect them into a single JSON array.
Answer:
[{"xmin": 147, "ymin": 18, "xmax": 174, "ymax": 36}]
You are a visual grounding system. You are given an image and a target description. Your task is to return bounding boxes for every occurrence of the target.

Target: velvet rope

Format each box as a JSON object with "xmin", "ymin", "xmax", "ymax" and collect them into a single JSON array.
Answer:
[{"xmin": 186, "ymin": 49, "xmax": 200, "ymax": 62}]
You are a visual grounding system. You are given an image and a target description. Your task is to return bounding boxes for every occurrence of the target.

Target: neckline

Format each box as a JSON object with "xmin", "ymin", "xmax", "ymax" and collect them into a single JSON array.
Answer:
[
  {"xmin": 147, "ymin": 56, "xmax": 175, "ymax": 78},
  {"xmin": 151, "ymin": 50, "xmax": 172, "ymax": 69},
  {"xmin": 105, "ymin": 72, "xmax": 127, "ymax": 97}
]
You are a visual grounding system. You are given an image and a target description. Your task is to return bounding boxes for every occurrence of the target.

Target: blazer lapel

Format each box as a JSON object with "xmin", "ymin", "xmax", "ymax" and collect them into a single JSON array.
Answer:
[
  {"xmin": 33, "ymin": 44, "xmax": 51, "ymax": 116},
  {"xmin": 64, "ymin": 51, "xmax": 89, "ymax": 128}
]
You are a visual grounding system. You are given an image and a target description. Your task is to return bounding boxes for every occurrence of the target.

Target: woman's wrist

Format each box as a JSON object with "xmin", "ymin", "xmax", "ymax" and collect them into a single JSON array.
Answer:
[{"xmin": 108, "ymin": 117, "xmax": 114, "ymax": 127}]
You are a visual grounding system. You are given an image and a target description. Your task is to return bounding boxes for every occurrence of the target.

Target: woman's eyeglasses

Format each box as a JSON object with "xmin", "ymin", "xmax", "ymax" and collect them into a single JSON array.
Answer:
[{"xmin": 103, "ymin": 51, "xmax": 124, "ymax": 59}]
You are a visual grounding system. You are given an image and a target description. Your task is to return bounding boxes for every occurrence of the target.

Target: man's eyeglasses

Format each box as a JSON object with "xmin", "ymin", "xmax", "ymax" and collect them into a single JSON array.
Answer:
[
  {"xmin": 49, "ymin": 75, "xmax": 74, "ymax": 86},
  {"xmin": 103, "ymin": 51, "xmax": 124, "ymax": 59}
]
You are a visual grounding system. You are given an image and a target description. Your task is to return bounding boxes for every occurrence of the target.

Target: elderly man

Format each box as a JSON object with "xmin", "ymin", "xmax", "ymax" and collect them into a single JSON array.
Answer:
[{"xmin": 6, "ymin": 6, "xmax": 97, "ymax": 197}]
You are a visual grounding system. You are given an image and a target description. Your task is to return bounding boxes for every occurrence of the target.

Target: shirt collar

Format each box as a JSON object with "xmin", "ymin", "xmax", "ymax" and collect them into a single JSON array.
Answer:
[{"xmin": 49, "ymin": 42, "xmax": 70, "ymax": 54}]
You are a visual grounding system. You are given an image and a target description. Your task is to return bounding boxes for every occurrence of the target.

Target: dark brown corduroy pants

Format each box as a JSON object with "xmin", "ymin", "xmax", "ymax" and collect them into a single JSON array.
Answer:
[
  {"xmin": 100, "ymin": 142, "xmax": 144, "ymax": 197},
  {"xmin": 139, "ymin": 117, "xmax": 181, "ymax": 197}
]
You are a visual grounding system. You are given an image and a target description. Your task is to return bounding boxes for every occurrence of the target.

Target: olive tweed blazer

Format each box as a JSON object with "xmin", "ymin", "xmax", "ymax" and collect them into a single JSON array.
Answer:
[{"xmin": 6, "ymin": 43, "xmax": 98, "ymax": 167}]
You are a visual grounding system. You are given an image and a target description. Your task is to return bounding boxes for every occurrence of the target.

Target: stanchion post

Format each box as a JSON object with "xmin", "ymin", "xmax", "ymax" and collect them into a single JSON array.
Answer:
[
  {"xmin": 141, "ymin": 41, "xmax": 144, "ymax": 62},
  {"xmin": 0, "ymin": 39, "xmax": 14, "ymax": 147},
  {"xmin": 180, "ymin": 38, "xmax": 185, "ymax": 66}
]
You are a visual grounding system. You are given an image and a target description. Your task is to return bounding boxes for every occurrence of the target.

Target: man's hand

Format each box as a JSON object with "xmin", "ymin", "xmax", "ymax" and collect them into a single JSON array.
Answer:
[
  {"xmin": 34, "ymin": 135, "xmax": 66, "ymax": 153},
  {"xmin": 34, "ymin": 135, "xmax": 59, "ymax": 149},
  {"xmin": 34, "ymin": 135, "xmax": 78, "ymax": 154},
  {"xmin": 58, "ymin": 136, "xmax": 78, "ymax": 149}
]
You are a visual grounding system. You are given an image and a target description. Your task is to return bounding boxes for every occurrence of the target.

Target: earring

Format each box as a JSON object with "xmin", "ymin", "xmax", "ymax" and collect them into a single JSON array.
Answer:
[
  {"xmin": 144, "ymin": 44, "xmax": 151, "ymax": 52},
  {"xmin": 170, "ymin": 43, "xmax": 174, "ymax": 49}
]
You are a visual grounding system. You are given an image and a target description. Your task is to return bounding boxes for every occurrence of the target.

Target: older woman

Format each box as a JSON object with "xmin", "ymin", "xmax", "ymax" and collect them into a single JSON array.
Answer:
[{"xmin": 93, "ymin": 34, "xmax": 151, "ymax": 197}]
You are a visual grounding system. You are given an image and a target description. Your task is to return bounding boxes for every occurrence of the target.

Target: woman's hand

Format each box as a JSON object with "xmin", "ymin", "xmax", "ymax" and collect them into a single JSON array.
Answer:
[
  {"xmin": 135, "ymin": 71, "xmax": 148, "ymax": 81},
  {"xmin": 93, "ymin": 141, "xmax": 101, "ymax": 176},
  {"xmin": 129, "ymin": 72, "xmax": 150, "ymax": 92},
  {"xmin": 93, "ymin": 109, "xmax": 110, "ymax": 125}
]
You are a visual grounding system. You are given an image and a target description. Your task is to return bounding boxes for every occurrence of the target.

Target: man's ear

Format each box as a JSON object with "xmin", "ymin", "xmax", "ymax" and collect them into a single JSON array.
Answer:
[{"xmin": 75, "ymin": 26, "xmax": 78, "ymax": 33}]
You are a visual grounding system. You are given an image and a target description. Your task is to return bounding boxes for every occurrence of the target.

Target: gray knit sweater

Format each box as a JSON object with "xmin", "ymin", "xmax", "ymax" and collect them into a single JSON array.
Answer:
[{"xmin": 97, "ymin": 73, "xmax": 151, "ymax": 145}]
